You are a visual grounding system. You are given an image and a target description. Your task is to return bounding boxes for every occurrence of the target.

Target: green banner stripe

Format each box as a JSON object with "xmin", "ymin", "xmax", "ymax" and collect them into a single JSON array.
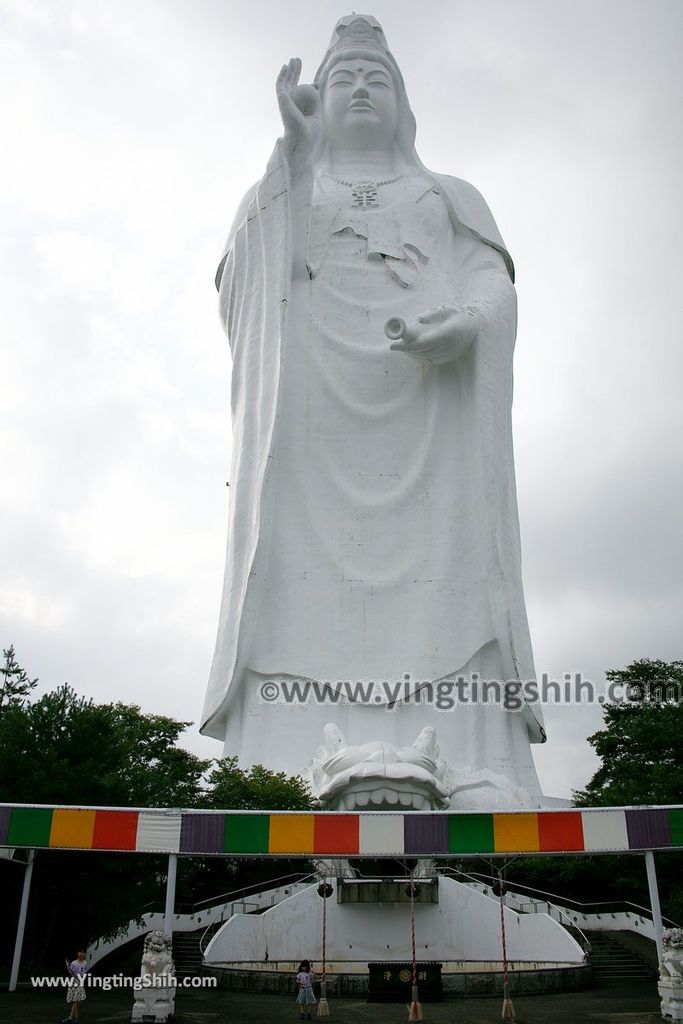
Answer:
[
  {"xmin": 668, "ymin": 808, "xmax": 683, "ymax": 846},
  {"xmin": 8, "ymin": 807, "xmax": 54, "ymax": 846},
  {"xmin": 448, "ymin": 813, "xmax": 495, "ymax": 853},
  {"xmin": 224, "ymin": 813, "xmax": 270, "ymax": 853}
]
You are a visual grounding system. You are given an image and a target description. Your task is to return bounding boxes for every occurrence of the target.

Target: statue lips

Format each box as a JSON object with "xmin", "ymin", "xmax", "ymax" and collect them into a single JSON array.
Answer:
[{"xmin": 347, "ymin": 100, "xmax": 375, "ymax": 111}]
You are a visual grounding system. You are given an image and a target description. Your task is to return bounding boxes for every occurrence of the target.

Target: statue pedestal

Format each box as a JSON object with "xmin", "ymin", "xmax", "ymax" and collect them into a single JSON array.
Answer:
[
  {"xmin": 660, "ymin": 979, "xmax": 683, "ymax": 1021},
  {"xmin": 131, "ymin": 986, "xmax": 175, "ymax": 1023},
  {"xmin": 204, "ymin": 875, "xmax": 585, "ymax": 988}
]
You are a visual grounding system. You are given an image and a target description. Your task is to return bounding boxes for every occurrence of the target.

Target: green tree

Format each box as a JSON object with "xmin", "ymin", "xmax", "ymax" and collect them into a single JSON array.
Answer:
[
  {"xmin": 0, "ymin": 649, "xmax": 317, "ymax": 977},
  {"xmin": 574, "ymin": 658, "xmax": 683, "ymax": 807},
  {"xmin": 0, "ymin": 652, "xmax": 211, "ymax": 977},
  {"xmin": 0, "ymin": 645, "xmax": 37, "ymax": 710},
  {"xmin": 176, "ymin": 758, "xmax": 314, "ymax": 907},
  {"xmin": 203, "ymin": 756, "xmax": 312, "ymax": 811},
  {"xmin": 0, "ymin": 684, "xmax": 210, "ymax": 808},
  {"xmin": 507, "ymin": 658, "xmax": 683, "ymax": 927}
]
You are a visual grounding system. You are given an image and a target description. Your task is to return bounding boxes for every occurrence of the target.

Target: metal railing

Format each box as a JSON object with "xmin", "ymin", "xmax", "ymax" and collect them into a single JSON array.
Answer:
[
  {"xmin": 87, "ymin": 870, "xmax": 314, "ymax": 953},
  {"xmin": 174, "ymin": 870, "xmax": 313, "ymax": 915},
  {"xmin": 198, "ymin": 872, "xmax": 319, "ymax": 957},
  {"xmin": 449, "ymin": 869, "xmax": 679, "ymax": 929},
  {"xmin": 437, "ymin": 866, "xmax": 590, "ymax": 952}
]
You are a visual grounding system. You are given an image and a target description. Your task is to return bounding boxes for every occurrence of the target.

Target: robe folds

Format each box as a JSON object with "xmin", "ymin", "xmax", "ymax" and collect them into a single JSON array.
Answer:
[{"xmin": 200, "ymin": 139, "xmax": 545, "ymax": 748}]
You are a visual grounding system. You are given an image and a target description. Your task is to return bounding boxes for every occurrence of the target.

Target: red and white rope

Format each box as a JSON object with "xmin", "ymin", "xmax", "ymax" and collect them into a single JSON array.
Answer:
[
  {"xmin": 498, "ymin": 869, "xmax": 509, "ymax": 985},
  {"xmin": 410, "ymin": 878, "xmax": 417, "ymax": 986},
  {"xmin": 321, "ymin": 877, "xmax": 327, "ymax": 985}
]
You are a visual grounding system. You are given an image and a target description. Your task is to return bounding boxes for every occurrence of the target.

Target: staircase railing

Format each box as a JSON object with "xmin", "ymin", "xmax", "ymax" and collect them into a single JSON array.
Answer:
[
  {"xmin": 448, "ymin": 868, "xmax": 679, "ymax": 929},
  {"xmin": 140, "ymin": 869, "xmax": 314, "ymax": 920},
  {"xmin": 86, "ymin": 870, "xmax": 316, "ymax": 966},
  {"xmin": 198, "ymin": 872, "xmax": 319, "ymax": 957},
  {"xmin": 441, "ymin": 866, "xmax": 679, "ymax": 951},
  {"xmin": 438, "ymin": 866, "xmax": 591, "ymax": 952}
]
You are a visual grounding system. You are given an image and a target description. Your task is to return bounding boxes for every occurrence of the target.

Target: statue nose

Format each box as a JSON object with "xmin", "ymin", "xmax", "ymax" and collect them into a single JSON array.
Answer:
[{"xmin": 352, "ymin": 84, "xmax": 369, "ymax": 99}]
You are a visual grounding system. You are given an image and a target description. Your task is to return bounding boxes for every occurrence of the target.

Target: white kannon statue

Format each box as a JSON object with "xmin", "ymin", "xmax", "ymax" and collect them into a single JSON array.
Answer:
[{"xmin": 201, "ymin": 14, "xmax": 546, "ymax": 810}]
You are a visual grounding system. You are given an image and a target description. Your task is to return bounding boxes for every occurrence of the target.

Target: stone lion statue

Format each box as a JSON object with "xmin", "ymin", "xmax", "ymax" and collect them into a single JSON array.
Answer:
[
  {"xmin": 131, "ymin": 930, "xmax": 176, "ymax": 1023},
  {"xmin": 662, "ymin": 928, "xmax": 683, "ymax": 981},
  {"xmin": 141, "ymin": 930, "xmax": 175, "ymax": 979}
]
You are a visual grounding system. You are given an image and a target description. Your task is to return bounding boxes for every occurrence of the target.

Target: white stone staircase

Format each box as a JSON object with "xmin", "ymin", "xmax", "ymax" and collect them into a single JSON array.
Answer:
[
  {"xmin": 86, "ymin": 872, "xmax": 316, "ymax": 972},
  {"xmin": 450, "ymin": 868, "xmax": 678, "ymax": 967}
]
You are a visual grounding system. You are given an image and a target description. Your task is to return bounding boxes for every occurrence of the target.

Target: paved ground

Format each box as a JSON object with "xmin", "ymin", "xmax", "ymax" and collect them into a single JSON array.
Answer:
[{"xmin": 0, "ymin": 981, "xmax": 665, "ymax": 1024}]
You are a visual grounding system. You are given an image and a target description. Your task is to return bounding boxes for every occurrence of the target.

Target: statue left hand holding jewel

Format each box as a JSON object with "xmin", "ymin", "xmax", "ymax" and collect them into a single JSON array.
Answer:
[{"xmin": 388, "ymin": 305, "xmax": 480, "ymax": 365}]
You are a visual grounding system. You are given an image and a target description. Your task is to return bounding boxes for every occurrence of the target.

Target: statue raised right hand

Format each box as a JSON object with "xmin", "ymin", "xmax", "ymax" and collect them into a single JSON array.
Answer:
[{"xmin": 276, "ymin": 58, "xmax": 320, "ymax": 175}]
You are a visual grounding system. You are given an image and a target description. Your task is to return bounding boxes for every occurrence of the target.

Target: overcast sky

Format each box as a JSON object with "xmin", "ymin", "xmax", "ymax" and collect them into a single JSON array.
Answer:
[{"xmin": 1, "ymin": 0, "xmax": 681, "ymax": 800}]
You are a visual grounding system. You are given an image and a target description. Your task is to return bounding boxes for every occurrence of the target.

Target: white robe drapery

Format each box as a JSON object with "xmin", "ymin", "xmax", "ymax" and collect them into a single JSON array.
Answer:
[{"xmin": 201, "ymin": 141, "xmax": 545, "ymax": 752}]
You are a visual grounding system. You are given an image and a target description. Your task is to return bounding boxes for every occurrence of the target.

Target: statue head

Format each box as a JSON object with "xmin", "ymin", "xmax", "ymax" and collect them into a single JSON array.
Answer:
[
  {"xmin": 144, "ymin": 930, "xmax": 171, "ymax": 955},
  {"xmin": 664, "ymin": 928, "xmax": 683, "ymax": 951},
  {"xmin": 314, "ymin": 15, "xmax": 417, "ymax": 164}
]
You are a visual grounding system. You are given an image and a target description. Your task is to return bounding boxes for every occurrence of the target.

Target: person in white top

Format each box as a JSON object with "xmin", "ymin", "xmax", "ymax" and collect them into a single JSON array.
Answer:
[
  {"xmin": 62, "ymin": 949, "xmax": 87, "ymax": 1024},
  {"xmin": 295, "ymin": 959, "xmax": 316, "ymax": 1020}
]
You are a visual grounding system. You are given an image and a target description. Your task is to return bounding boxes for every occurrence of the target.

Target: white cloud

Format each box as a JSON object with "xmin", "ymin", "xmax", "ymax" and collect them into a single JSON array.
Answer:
[{"xmin": 0, "ymin": 580, "xmax": 70, "ymax": 632}]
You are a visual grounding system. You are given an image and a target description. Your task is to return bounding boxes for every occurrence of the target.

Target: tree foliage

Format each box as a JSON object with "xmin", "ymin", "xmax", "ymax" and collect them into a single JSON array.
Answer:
[
  {"xmin": 574, "ymin": 658, "xmax": 683, "ymax": 806},
  {"xmin": 174, "ymin": 759, "xmax": 313, "ymax": 909},
  {"xmin": 509, "ymin": 658, "xmax": 683, "ymax": 926},
  {"xmin": 0, "ymin": 683, "xmax": 210, "ymax": 808},
  {"xmin": 0, "ymin": 644, "xmax": 37, "ymax": 710},
  {"xmin": 203, "ymin": 756, "xmax": 312, "ymax": 811},
  {"xmin": 0, "ymin": 647, "xmax": 312, "ymax": 978}
]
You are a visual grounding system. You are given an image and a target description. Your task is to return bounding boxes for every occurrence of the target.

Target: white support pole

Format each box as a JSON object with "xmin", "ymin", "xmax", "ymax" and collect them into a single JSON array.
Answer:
[
  {"xmin": 645, "ymin": 850, "xmax": 664, "ymax": 965},
  {"xmin": 164, "ymin": 852, "xmax": 178, "ymax": 938},
  {"xmin": 9, "ymin": 849, "xmax": 36, "ymax": 992}
]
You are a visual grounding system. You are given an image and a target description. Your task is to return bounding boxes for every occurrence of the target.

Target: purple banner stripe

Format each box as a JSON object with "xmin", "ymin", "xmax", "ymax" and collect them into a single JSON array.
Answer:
[
  {"xmin": 404, "ymin": 814, "xmax": 449, "ymax": 854},
  {"xmin": 0, "ymin": 806, "xmax": 9, "ymax": 845},
  {"xmin": 179, "ymin": 813, "xmax": 225, "ymax": 853},
  {"xmin": 626, "ymin": 808, "xmax": 671, "ymax": 849}
]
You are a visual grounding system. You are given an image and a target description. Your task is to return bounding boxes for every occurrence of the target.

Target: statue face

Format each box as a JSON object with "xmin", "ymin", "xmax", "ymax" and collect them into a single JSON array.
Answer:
[{"xmin": 321, "ymin": 58, "xmax": 399, "ymax": 151}]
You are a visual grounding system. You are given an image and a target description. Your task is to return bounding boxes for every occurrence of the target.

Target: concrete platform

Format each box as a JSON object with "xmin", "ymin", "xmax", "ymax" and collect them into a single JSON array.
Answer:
[
  {"xmin": 204, "ymin": 877, "xmax": 586, "ymax": 981},
  {"xmin": 0, "ymin": 978, "xmax": 663, "ymax": 1023}
]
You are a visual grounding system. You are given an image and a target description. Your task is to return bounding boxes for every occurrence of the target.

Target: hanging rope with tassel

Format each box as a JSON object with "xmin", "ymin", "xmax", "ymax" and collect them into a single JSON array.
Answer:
[
  {"xmin": 498, "ymin": 869, "xmax": 516, "ymax": 1021},
  {"xmin": 317, "ymin": 879, "xmax": 332, "ymax": 1017},
  {"xmin": 407, "ymin": 876, "xmax": 422, "ymax": 1022}
]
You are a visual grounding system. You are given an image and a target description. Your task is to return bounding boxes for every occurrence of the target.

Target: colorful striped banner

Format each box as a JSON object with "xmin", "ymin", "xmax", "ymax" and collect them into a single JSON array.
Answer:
[{"xmin": 1, "ymin": 804, "xmax": 682, "ymax": 857}]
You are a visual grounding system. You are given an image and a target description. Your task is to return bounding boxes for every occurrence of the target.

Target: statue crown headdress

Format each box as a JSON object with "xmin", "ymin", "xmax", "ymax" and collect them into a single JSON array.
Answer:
[
  {"xmin": 315, "ymin": 14, "xmax": 394, "ymax": 83},
  {"xmin": 328, "ymin": 14, "xmax": 389, "ymax": 52}
]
